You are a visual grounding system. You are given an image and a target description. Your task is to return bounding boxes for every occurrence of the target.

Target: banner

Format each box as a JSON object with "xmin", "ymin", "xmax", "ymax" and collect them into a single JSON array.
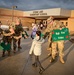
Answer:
[{"xmin": 52, "ymin": 28, "xmax": 70, "ymax": 41}]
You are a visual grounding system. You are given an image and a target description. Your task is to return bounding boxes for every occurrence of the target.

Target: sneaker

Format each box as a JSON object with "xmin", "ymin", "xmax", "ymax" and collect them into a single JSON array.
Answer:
[
  {"xmin": 18, "ymin": 46, "xmax": 22, "ymax": 49},
  {"xmin": 32, "ymin": 63, "xmax": 37, "ymax": 67},
  {"xmin": 60, "ymin": 58, "xmax": 65, "ymax": 64},
  {"xmin": 2, "ymin": 54, "xmax": 5, "ymax": 57},
  {"xmin": 39, "ymin": 67, "xmax": 45, "ymax": 74},
  {"xmin": 13, "ymin": 50, "xmax": 16, "ymax": 53},
  {"xmin": 50, "ymin": 58, "xmax": 55, "ymax": 63}
]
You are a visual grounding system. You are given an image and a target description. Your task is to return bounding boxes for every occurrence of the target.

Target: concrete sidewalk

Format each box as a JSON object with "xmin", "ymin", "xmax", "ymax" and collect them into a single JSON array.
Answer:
[{"xmin": 0, "ymin": 35, "xmax": 74, "ymax": 75}]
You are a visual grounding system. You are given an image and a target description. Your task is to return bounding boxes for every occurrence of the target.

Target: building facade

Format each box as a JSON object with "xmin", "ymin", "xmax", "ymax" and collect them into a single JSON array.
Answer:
[{"xmin": 0, "ymin": 8, "xmax": 74, "ymax": 33}]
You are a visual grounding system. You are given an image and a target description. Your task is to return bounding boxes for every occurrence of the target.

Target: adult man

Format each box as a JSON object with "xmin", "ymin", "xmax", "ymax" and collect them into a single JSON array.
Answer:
[
  {"xmin": 43, "ymin": 16, "xmax": 54, "ymax": 56},
  {"xmin": 43, "ymin": 16, "xmax": 65, "ymax": 64}
]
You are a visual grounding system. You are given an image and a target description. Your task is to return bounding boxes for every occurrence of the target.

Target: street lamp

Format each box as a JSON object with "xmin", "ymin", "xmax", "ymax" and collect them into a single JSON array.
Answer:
[
  {"xmin": 11, "ymin": 6, "xmax": 17, "ymax": 51},
  {"xmin": 12, "ymin": 6, "xmax": 17, "ymax": 22}
]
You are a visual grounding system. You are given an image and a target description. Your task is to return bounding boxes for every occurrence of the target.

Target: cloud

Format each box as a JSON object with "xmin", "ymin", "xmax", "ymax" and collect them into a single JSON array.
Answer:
[
  {"xmin": 0, "ymin": 0, "xmax": 20, "ymax": 9},
  {"xmin": 0, "ymin": 0, "xmax": 74, "ymax": 11}
]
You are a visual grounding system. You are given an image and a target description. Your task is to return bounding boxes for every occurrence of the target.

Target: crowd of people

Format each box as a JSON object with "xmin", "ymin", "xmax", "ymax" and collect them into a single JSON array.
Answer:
[
  {"xmin": 0, "ymin": 16, "xmax": 70, "ymax": 74},
  {"xmin": 0, "ymin": 18, "xmax": 28, "ymax": 57}
]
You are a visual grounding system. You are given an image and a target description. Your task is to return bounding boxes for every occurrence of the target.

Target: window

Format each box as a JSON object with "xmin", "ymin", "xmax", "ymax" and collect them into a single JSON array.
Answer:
[{"xmin": 66, "ymin": 22, "xmax": 68, "ymax": 26}]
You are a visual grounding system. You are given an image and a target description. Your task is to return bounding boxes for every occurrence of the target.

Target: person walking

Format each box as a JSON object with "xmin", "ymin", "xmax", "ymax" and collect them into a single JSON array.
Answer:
[{"xmin": 29, "ymin": 31, "xmax": 45, "ymax": 74}]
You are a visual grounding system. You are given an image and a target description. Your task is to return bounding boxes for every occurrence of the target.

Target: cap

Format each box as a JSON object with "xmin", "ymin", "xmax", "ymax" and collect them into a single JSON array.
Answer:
[{"xmin": 47, "ymin": 16, "xmax": 54, "ymax": 21}]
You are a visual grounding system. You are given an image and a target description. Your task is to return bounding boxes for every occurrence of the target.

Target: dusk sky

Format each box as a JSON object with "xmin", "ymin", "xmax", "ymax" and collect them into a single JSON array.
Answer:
[{"xmin": 0, "ymin": 0, "xmax": 74, "ymax": 11}]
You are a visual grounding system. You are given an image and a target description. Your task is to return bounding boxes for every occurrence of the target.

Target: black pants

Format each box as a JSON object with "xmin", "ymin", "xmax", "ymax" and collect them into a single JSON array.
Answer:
[
  {"xmin": 2, "ymin": 50, "xmax": 10, "ymax": 57},
  {"xmin": 34, "ymin": 56, "xmax": 42, "ymax": 68}
]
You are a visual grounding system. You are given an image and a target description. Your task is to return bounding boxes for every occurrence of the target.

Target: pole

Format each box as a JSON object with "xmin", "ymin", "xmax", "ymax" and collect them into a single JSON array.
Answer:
[
  {"xmin": 12, "ymin": 6, "xmax": 17, "ymax": 22},
  {"xmin": 11, "ymin": 6, "xmax": 17, "ymax": 50},
  {"xmin": 12, "ymin": 7, "xmax": 14, "ymax": 22}
]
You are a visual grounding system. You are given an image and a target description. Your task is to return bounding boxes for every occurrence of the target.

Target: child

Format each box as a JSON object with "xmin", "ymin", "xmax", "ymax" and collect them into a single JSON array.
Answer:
[
  {"xmin": 31, "ymin": 24, "xmax": 38, "ymax": 39},
  {"xmin": 29, "ymin": 31, "xmax": 45, "ymax": 74}
]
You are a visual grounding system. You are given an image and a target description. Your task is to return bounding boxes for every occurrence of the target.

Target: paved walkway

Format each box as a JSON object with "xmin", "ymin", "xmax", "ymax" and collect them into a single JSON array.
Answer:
[{"xmin": 0, "ymin": 31, "xmax": 74, "ymax": 75}]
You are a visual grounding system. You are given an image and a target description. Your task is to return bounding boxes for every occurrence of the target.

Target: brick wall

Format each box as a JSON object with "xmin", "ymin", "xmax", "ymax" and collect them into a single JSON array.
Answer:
[{"xmin": 0, "ymin": 8, "xmax": 35, "ymax": 28}]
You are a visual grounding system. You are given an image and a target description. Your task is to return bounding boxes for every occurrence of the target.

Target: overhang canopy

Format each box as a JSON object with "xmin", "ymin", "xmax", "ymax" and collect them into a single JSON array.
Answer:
[{"xmin": 24, "ymin": 8, "xmax": 71, "ymax": 19}]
